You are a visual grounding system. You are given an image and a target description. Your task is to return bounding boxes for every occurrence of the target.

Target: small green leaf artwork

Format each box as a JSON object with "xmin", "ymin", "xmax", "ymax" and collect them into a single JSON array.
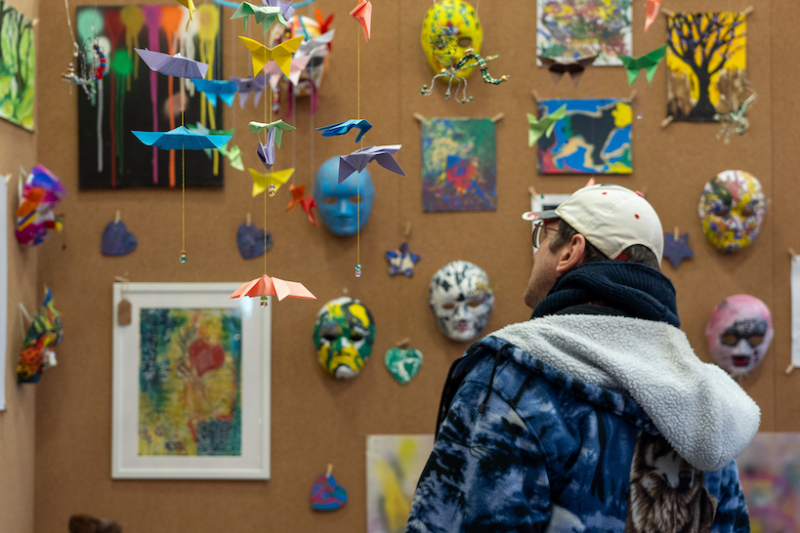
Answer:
[{"xmin": 384, "ymin": 347, "xmax": 423, "ymax": 385}]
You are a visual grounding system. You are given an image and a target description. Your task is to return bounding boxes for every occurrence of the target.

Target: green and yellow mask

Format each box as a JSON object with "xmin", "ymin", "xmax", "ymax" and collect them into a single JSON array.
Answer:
[{"xmin": 313, "ymin": 297, "xmax": 376, "ymax": 379}]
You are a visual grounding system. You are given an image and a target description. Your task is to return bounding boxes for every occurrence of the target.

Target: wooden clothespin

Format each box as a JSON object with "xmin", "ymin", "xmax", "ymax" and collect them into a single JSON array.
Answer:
[
  {"xmin": 395, "ymin": 338, "xmax": 411, "ymax": 349},
  {"xmin": 785, "ymin": 363, "xmax": 796, "ymax": 376},
  {"xmin": 742, "ymin": 6, "xmax": 754, "ymax": 16},
  {"xmin": 528, "ymin": 186, "xmax": 538, "ymax": 199},
  {"xmin": 2, "ymin": 174, "xmax": 10, "ymax": 184},
  {"xmin": 246, "ymin": 212, "xmax": 252, "ymax": 227},
  {"xmin": 490, "ymin": 113, "xmax": 504, "ymax": 123},
  {"xmin": 789, "ymin": 248, "xmax": 797, "ymax": 258},
  {"xmin": 413, "ymin": 113, "xmax": 427, "ymax": 124},
  {"xmin": 325, "ymin": 464, "xmax": 333, "ymax": 479},
  {"xmin": 404, "ymin": 222, "xmax": 412, "ymax": 239},
  {"xmin": 661, "ymin": 116, "xmax": 674, "ymax": 128},
  {"xmin": 674, "ymin": 226, "xmax": 680, "ymax": 240},
  {"xmin": 628, "ymin": 90, "xmax": 637, "ymax": 103},
  {"xmin": 114, "ymin": 210, "xmax": 121, "ymax": 223},
  {"xmin": 531, "ymin": 90, "xmax": 541, "ymax": 104}
]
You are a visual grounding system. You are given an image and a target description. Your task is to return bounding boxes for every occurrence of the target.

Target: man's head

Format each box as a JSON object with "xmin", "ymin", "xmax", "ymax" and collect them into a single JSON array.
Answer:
[{"xmin": 522, "ymin": 184, "xmax": 664, "ymax": 309}]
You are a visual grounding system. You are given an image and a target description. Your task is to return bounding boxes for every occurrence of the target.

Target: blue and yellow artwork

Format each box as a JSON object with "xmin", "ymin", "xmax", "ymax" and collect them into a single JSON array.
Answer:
[
  {"xmin": 537, "ymin": 98, "xmax": 632, "ymax": 175},
  {"xmin": 421, "ymin": 118, "xmax": 497, "ymax": 212}
]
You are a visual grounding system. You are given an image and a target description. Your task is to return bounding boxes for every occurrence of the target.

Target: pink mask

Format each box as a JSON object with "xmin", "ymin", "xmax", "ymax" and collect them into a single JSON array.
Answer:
[{"xmin": 706, "ymin": 295, "xmax": 773, "ymax": 377}]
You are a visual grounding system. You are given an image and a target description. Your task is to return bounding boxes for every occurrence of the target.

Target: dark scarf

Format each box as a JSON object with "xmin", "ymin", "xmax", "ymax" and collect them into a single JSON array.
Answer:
[{"xmin": 531, "ymin": 261, "xmax": 680, "ymax": 328}]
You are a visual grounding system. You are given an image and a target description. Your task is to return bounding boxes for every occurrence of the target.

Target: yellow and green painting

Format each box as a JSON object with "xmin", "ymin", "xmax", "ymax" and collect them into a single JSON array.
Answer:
[
  {"xmin": 666, "ymin": 12, "xmax": 749, "ymax": 122},
  {"xmin": 0, "ymin": 0, "xmax": 35, "ymax": 131},
  {"xmin": 139, "ymin": 308, "xmax": 242, "ymax": 456}
]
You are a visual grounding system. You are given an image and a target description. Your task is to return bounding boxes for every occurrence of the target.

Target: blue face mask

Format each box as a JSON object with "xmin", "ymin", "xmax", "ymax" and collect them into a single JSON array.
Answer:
[{"xmin": 313, "ymin": 157, "xmax": 375, "ymax": 237}]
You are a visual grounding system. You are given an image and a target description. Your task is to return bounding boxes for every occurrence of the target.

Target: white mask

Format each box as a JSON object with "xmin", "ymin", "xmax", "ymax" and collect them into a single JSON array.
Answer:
[{"xmin": 429, "ymin": 261, "xmax": 494, "ymax": 342}]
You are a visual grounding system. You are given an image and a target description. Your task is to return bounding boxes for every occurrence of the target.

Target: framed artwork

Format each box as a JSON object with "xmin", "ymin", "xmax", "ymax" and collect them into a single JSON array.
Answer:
[
  {"xmin": 536, "ymin": 0, "xmax": 632, "ymax": 67},
  {"xmin": 666, "ymin": 12, "xmax": 749, "ymax": 122},
  {"xmin": 77, "ymin": 4, "xmax": 224, "ymax": 189},
  {"xmin": 112, "ymin": 283, "xmax": 270, "ymax": 479},
  {"xmin": 0, "ymin": 182, "xmax": 6, "ymax": 409},
  {"xmin": 537, "ymin": 99, "xmax": 633, "ymax": 175},
  {"xmin": 0, "ymin": 1, "xmax": 35, "ymax": 130},
  {"xmin": 421, "ymin": 118, "xmax": 497, "ymax": 212},
  {"xmin": 366, "ymin": 435, "xmax": 434, "ymax": 533},
  {"xmin": 529, "ymin": 193, "xmax": 570, "ymax": 230}
]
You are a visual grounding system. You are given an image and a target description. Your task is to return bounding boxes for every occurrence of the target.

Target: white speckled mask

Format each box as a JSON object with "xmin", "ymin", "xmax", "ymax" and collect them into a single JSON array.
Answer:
[{"xmin": 429, "ymin": 261, "xmax": 494, "ymax": 342}]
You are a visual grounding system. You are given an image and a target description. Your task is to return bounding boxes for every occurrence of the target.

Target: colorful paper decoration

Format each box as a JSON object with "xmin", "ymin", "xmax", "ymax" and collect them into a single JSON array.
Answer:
[
  {"xmin": 538, "ymin": 55, "xmax": 597, "ymax": 86},
  {"xmin": 230, "ymin": 274, "xmax": 315, "ymax": 305},
  {"xmin": 231, "ymin": 2, "xmax": 287, "ymax": 33},
  {"xmin": 317, "ymin": 119, "xmax": 373, "ymax": 143},
  {"xmin": 16, "ymin": 288, "xmax": 63, "ymax": 383},
  {"xmin": 15, "ymin": 165, "xmax": 65, "ymax": 246},
  {"xmin": 313, "ymin": 297, "xmax": 376, "ymax": 379},
  {"xmin": 132, "ymin": 126, "xmax": 231, "ymax": 150},
  {"xmin": 135, "ymin": 49, "xmax": 209, "ymax": 78},
  {"xmin": 338, "ymin": 145, "xmax": 406, "ymax": 184},
  {"xmin": 238, "ymin": 35, "xmax": 304, "ymax": 76},
  {"xmin": 384, "ymin": 346, "xmax": 423, "ymax": 384},
  {"xmin": 237, "ymin": 222, "xmax": 272, "ymax": 260},
  {"xmin": 644, "ymin": 0, "xmax": 661, "ymax": 31},
  {"xmin": 101, "ymin": 219, "xmax": 138, "ymax": 256},
  {"xmin": 232, "ymin": 76, "xmax": 266, "ymax": 108},
  {"xmin": 619, "ymin": 45, "xmax": 667, "ymax": 85},
  {"xmin": 706, "ymin": 295, "xmax": 773, "ymax": 378},
  {"xmin": 385, "ymin": 243, "xmax": 421, "ymax": 277},
  {"xmin": 527, "ymin": 104, "xmax": 567, "ymax": 147},
  {"xmin": 191, "ymin": 79, "xmax": 237, "ymax": 107},
  {"xmin": 663, "ymin": 232, "xmax": 694, "ymax": 269},
  {"xmin": 249, "ymin": 168, "xmax": 294, "ymax": 197},
  {"xmin": 350, "ymin": 0, "xmax": 371, "ymax": 42}
]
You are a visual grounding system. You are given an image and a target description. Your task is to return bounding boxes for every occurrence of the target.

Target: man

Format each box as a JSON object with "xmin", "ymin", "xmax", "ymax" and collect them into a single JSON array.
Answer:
[{"xmin": 406, "ymin": 184, "xmax": 759, "ymax": 533}]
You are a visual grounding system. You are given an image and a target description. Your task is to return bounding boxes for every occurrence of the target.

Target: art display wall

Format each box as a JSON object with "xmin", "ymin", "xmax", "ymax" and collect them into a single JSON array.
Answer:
[{"xmin": 0, "ymin": 0, "xmax": 793, "ymax": 531}]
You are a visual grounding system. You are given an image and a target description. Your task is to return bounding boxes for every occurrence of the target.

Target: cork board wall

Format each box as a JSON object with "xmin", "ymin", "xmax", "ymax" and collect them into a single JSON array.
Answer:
[{"xmin": 30, "ymin": 0, "xmax": 799, "ymax": 531}]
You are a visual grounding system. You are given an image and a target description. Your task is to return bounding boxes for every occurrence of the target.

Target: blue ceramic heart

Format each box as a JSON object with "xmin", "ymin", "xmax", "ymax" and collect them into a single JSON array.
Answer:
[
  {"xmin": 101, "ymin": 220, "xmax": 137, "ymax": 256},
  {"xmin": 237, "ymin": 223, "xmax": 273, "ymax": 260}
]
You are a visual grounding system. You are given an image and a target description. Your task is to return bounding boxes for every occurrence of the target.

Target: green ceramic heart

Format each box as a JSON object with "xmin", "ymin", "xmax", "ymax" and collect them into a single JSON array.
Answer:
[{"xmin": 385, "ymin": 347, "xmax": 423, "ymax": 385}]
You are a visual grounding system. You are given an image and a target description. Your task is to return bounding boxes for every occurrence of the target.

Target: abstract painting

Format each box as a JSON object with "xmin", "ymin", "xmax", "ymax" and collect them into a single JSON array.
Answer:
[
  {"xmin": 537, "ymin": 99, "xmax": 632, "ymax": 174},
  {"xmin": 536, "ymin": 0, "xmax": 632, "ymax": 67},
  {"xmin": 421, "ymin": 118, "xmax": 497, "ymax": 212},
  {"xmin": 666, "ymin": 12, "xmax": 749, "ymax": 122},
  {"xmin": 0, "ymin": 1, "xmax": 35, "ymax": 130},
  {"xmin": 77, "ymin": 4, "xmax": 224, "ymax": 189},
  {"xmin": 737, "ymin": 433, "xmax": 800, "ymax": 533},
  {"xmin": 367, "ymin": 435, "xmax": 434, "ymax": 533},
  {"xmin": 139, "ymin": 308, "xmax": 242, "ymax": 456}
]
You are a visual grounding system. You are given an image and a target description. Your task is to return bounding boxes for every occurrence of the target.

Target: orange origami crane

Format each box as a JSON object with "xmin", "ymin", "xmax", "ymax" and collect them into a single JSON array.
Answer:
[
  {"xmin": 286, "ymin": 184, "xmax": 305, "ymax": 212},
  {"xmin": 350, "ymin": 0, "xmax": 372, "ymax": 43},
  {"xmin": 300, "ymin": 196, "xmax": 318, "ymax": 226},
  {"xmin": 644, "ymin": 0, "xmax": 661, "ymax": 32},
  {"xmin": 230, "ymin": 274, "xmax": 316, "ymax": 306},
  {"xmin": 315, "ymin": 8, "xmax": 334, "ymax": 51}
]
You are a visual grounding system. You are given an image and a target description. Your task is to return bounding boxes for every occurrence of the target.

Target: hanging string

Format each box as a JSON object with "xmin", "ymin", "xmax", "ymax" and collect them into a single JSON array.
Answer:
[
  {"xmin": 180, "ymin": 61, "xmax": 187, "ymax": 263},
  {"xmin": 264, "ymin": 26, "xmax": 271, "ymax": 278},
  {"xmin": 355, "ymin": 19, "xmax": 362, "ymax": 278}
]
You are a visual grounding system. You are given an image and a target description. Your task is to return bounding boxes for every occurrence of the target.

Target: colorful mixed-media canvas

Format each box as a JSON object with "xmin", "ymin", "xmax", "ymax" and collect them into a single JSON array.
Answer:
[
  {"xmin": 666, "ymin": 12, "xmax": 749, "ymax": 122},
  {"xmin": 77, "ymin": 5, "xmax": 224, "ymax": 189},
  {"xmin": 367, "ymin": 435, "xmax": 434, "ymax": 533},
  {"xmin": 537, "ymin": 99, "xmax": 632, "ymax": 175},
  {"xmin": 537, "ymin": 0, "xmax": 632, "ymax": 66},
  {"xmin": 737, "ymin": 433, "xmax": 800, "ymax": 533},
  {"xmin": 0, "ymin": 1, "xmax": 35, "ymax": 130},
  {"xmin": 421, "ymin": 118, "xmax": 497, "ymax": 212},
  {"xmin": 139, "ymin": 308, "xmax": 242, "ymax": 456}
]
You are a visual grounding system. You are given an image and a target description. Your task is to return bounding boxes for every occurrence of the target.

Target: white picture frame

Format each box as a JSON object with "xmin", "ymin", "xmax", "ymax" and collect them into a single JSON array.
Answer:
[{"xmin": 112, "ymin": 283, "xmax": 270, "ymax": 479}]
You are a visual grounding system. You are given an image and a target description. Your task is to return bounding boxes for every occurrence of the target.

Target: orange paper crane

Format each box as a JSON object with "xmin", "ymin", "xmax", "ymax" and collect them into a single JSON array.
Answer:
[
  {"xmin": 644, "ymin": 0, "xmax": 661, "ymax": 32},
  {"xmin": 286, "ymin": 184, "xmax": 305, "ymax": 212},
  {"xmin": 315, "ymin": 8, "xmax": 335, "ymax": 51},
  {"xmin": 300, "ymin": 196, "xmax": 318, "ymax": 226},
  {"xmin": 230, "ymin": 275, "xmax": 316, "ymax": 307},
  {"xmin": 350, "ymin": 0, "xmax": 372, "ymax": 43}
]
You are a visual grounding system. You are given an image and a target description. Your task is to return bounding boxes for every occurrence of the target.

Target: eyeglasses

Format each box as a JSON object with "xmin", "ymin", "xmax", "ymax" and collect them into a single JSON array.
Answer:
[{"xmin": 532, "ymin": 221, "xmax": 557, "ymax": 253}]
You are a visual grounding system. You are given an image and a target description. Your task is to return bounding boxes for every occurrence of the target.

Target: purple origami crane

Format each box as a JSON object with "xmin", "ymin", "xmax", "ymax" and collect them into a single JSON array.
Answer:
[
  {"xmin": 135, "ymin": 49, "xmax": 209, "ymax": 79},
  {"xmin": 264, "ymin": 0, "xmax": 295, "ymax": 20},
  {"xmin": 338, "ymin": 145, "xmax": 406, "ymax": 184},
  {"xmin": 256, "ymin": 128, "xmax": 277, "ymax": 169}
]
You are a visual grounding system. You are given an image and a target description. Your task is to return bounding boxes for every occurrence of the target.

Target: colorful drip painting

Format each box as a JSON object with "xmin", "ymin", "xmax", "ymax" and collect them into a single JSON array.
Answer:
[
  {"xmin": 537, "ymin": 99, "xmax": 632, "ymax": 175},
  {"xmin": 0, "ymin": 1, "xmax": 35, "ymax": 130},
  {"xmin": 737, "ymin": 433, "xmax": 800, "ymax": 533},
  {"xmin": 139, "ymin": 308, "xmax": 242, "ymax": 456},
  {"xmin": 536, "ymin": 0, "xmax": 633, "ymax": 67},
  {"xmin": 666, "ymin": 12, "xmax": 749, "ymax": 122},
  {"xmin": 77, "ymin": 5, "xmax": 224, "ymax": 189},
  {"xmin": 367, "ymin": 435, "xmax": 434, "ymax": 533},
  {"xmin": 421, "ymin": 118, "xmax": 497, "ymax": 212}
]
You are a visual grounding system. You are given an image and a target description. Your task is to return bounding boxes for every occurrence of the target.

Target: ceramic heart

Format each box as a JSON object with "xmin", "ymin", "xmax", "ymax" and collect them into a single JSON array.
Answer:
[
  {"xmin": 237, "ymin": 223, "xmax": 273, "ymax": 260},
  {"xmin": 384, "ymin": 347, "xmax": 423, "ymax": 385},
  {"xmin": 101, "ymin": 220, "xmax": 137, "ymax": 256},
  {"xmin": 188, "ymin": 339, "xmax": 225, "ymax": 377},
  {"xmin": 311, "ymin": 474, "xmax": 348, "ymax": 511}
]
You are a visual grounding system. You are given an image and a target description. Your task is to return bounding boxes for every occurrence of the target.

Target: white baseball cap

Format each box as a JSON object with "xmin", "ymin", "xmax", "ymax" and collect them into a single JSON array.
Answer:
[{"xmin": 522, "ymin": 184, "xmax": 664, "ymax": 263}]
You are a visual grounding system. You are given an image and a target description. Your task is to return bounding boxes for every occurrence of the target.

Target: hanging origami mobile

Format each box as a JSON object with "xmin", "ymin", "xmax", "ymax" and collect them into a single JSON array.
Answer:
[
  {"xmin": 527, "ymin": 104, "xmax": 567, "ymax": 147},
  {"xmin": 249, "ymin": 168, "xmax": 295, "ymax": 197},
  {"xmin": 17, "ymin": 288, "xmax": 63, "ymax": 384},
  {"xmin": 239, "ymin": 35, "xmax": 304, "ymax": 75},
  {"xmin": 286, "ymin": 184, "xmax": 318, "ymax": 226},
  {"xmin": 263, "ymin": 55, "xmax": 311, "ymax": 89},
  {"xmin": 230, "ymin": 274, "xmax": 315, "ymax": 306},
  {"xmin": 619, "ymin": 46, "xmax": 668, "ymax": 85},
  {"xmin": 231, "ymin": 3, "xmax": 288, "ymax": 33},
  {"xmin": 317, "ymin": 119, "xmax": 373, "ymax": 143},
  {"xmin": 135, "ymin": 49, "xmax": 209, "ymax": 78},
  {"xmin": 644, "ymin": 0, "xmax": 661, "ymax": 32},
  {"xmin": 338, "ymin": 145, "xmax": 406, "ymax": 184},
  {"xmin": 538, "ymin": 55, "xmax": 597, "ymax": 86},
  {"xmin": 232, "ymin": 76, "xmax": 266, "ymax": 108},
  {"xmin": 249, "ymin": 120, "xmax": 296, "ymax": 169},
  {"xmin": 15, "ymin": 165, "xmax": 66, "ymax": 246},
  {"xmin": 175, "ymin": 0, "xmax": 196, "ymax": 30},
  {"xmin": 188, "ymin": 123, "xmax": 243, "ymax": 171},
  {"xmin": 385, "ymin": 243, "xmax": 421, "ymax": 277},
  {"xmin": 192, "ymin": 79, "xmax": 237, "ymax": 107},
  {"xmin": 714, "ymin": 93, "xmax": 756, "ymax": 144},
  {"xmin": 350, "ymin": 0, "xmax": 371, "ymax": 42},
  {"xmin": 314, "ymin": 9, "xmax": 335, "ymax": 51},
  {"xmin": 311, "ymin": 466, "xmax": 348, "ymax": 511}
]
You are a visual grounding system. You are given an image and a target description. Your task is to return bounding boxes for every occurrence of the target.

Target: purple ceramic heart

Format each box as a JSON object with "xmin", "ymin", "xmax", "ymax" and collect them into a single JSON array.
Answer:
[
  {"xmin": 237, "ymin": 223, "xmax": 273, "ymax": 260},
  {"xmin": 101, "ymin": 220, "xmax": 137, "ymax": 256}
]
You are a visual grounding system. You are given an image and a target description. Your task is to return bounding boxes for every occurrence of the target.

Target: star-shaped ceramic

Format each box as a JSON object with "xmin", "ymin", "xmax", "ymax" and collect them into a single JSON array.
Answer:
[
  {"xmin": 385, "ymin": 242, "xmax": 421, "ymax": 277},
  {"xmin": 663, "ymin": 232, "xmax": 694, "ymax": 269}
]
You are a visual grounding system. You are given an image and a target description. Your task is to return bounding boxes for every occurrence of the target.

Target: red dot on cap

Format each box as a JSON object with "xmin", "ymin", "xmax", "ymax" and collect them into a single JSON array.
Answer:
[
  {"xmin": 635, "ymin": 191, "xmax": 644, "ymax": 198},
  {"xmin": 602, "ymin": 192, "xmax": 607, "ymax": 195},
  {"xmin": 635, "ymin": 214, "xmax": 640, "ymax": 219}
]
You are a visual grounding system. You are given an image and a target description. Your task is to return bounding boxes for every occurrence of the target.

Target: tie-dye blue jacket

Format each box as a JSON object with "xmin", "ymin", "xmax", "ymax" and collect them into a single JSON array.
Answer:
[{"xmin": 406, "ymin": 310, "xmax": 760, "ymax": 533}]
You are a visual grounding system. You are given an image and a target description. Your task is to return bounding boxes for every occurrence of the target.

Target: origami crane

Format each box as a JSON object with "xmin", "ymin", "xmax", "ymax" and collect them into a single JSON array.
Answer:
[
  {"xmin": 231, "ymin": 2, "xmax": 287, "ymax": 34},
  {"xmin": 232, "ymin": 76, "xmax": 266, "ymax": 108},
  {"xmin": 286, "ymin": 184, "xmax": 306, "ymax": 212},
  {"xmin": 229, "ymin": 274, "xmax": 316, "ymax": 303},
  {"xmin": 188, "ymin": 123, "xmax": 243, "ymax": 169},
  {"xmin": 385, "ymin": 242, "xmax": 421, "ymax": 277},
  {"xmin": 264, "ymin": 55, "xmax": 312, "ymax": 89},
  {"xmin": 135, "ymin": 49, "xmax": 209, "ymax": 79},
  {"xmin": 338, "ymin": 145, "xmax": 406, "ymax": 184},
  {"xmin": 239, "ymin": 35, "xmax": 305, "ymax": 77},
  {"xmin": 527, "ymin": 104, "xmax": 567, "ymax": 147},
  {"xmin": 264, "ymin": 0, "xmax": 295, "ymax": 20},
  {"xmin": 315, "ymin": 8, "xmax": 334, "ymax": 51},
  {"xmin": 256, "ymin": 129, "xmax": 277, "ymax": 169},
  {"xmin": 645, "ymin": 0, "xmax": 661, "ymax": 32},
  {"xmin": 249, "ymin": 119, "xmax": 296, "ymax": 148},
  {"xmin": 296, "ymin": 30, "xmax": 335, "ymax": 57},
  {"xmin": 249, "ymin": 167, "xmax": 295, "ymax": 197},
  {"xmin": 192, "ymin": 79, "xmax": 237, "ymax": 107},
  {"xmin": 300, "ymin": 196, "xmax": 318, "ymax": 226},
  {"xmin": 350, "ymin": 0, "xmax": 372, "ymax": 43},
  {"xmin": 538, "ymin": 55, "xmax": 597, "ymax": 86},
  {"xmin": 317, "ymin": 119, "xmax": 372, "ymax": 143},
  {"xmin": 219, "ymin": 144, "xmax": 245, "ymax": 171},
  {"xmin": 176, "ymin": 0, "xmax": 196, "ymax": 31},
  {"xmin": 132, "ymin": 126, "xmax": 232, "ymax": 150},
  {"xmin": 619, "ymin": 45, "xmax": 668, "ymax": 85}
]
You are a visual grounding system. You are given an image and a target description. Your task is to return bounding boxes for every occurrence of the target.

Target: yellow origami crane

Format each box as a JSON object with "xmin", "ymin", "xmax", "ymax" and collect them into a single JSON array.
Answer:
[
  {"xmin": 249, "ymin": 167, "xmax": 295, "ymax": 197},
  {"xmin": 176, "ymin": 0, "xmax": 196, "ymax": 31},
  {"xmin": 239, "ymin": 36, "xmax": 305, "ymax": 78}
]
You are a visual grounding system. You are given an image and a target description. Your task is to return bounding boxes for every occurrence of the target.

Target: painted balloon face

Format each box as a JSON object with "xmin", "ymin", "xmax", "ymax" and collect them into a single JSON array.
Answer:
[
  {"xmin": 706, "ymin": 295, "xmax": 773, "ymax": 378},
  {"xmin": 429, "ymin": 261, "xmax": 494, "ymax": 342},
  {"xmin": 313, "ymin": 157, "xmax": 375, "ymax": 237},
  {"xmin": 420, "ymin": 0, "xmax": 483, "ymax": 78},
  {"xmin": 698, "ymin": 170, "xmax": 766, "ymax": 252},
  {"xmin": 313, "ymin": 297, "xmax": 376, "ymax": 379}
]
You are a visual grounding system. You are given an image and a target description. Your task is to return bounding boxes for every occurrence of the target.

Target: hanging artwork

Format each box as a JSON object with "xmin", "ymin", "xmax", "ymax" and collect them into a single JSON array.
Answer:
[
  {"xmin": 77, "ymin": 4, "xmax": 224, "ymax": 189},
  {"xmin": 421, "ymin": 118, "xmax": 496, "ymax": 212},
  {"xmin": 366, "ymin": 435, "xmax": 434, "ymax": 533},
  {"xmin": 536, "ymin": 0, "xmax": 632, "ymax": 67},
  {"xmin": 0, "ymin": 2, "xmax": 35, "ymax": 130},
  {"xmin": 536, "ymin": 99, "xmax": 633, "ymax": 175},
  {"xmin": 666, "ymin": 12, "xmax": 750, "ymax": 123},
  {"xmin": 737, "ymin": 433, "xmax": 800, "ymax": 533},
  {"xmin": 698, "ymin": 170, "xmax": 765, "ymax": 253},
  {"xmin": 706, "ymin": 294, "xmax": 773, "ymax": 378},
  {"xmin": 429, "ymin": 261, "xmax": 494, "ymax": 342},
  {"xmin": 312, "ymin": 297, "xmax": 376, "ymax": 380},
  {"xmin": 112, "ymin": 283, "xmax": 271, "ymax": 479}
]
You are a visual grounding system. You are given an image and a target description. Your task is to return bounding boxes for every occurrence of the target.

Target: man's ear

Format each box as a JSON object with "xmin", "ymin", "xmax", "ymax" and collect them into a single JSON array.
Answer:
[{"xmin": 555, "ymin": 233, "xmax": 586, "ymax": 273}]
